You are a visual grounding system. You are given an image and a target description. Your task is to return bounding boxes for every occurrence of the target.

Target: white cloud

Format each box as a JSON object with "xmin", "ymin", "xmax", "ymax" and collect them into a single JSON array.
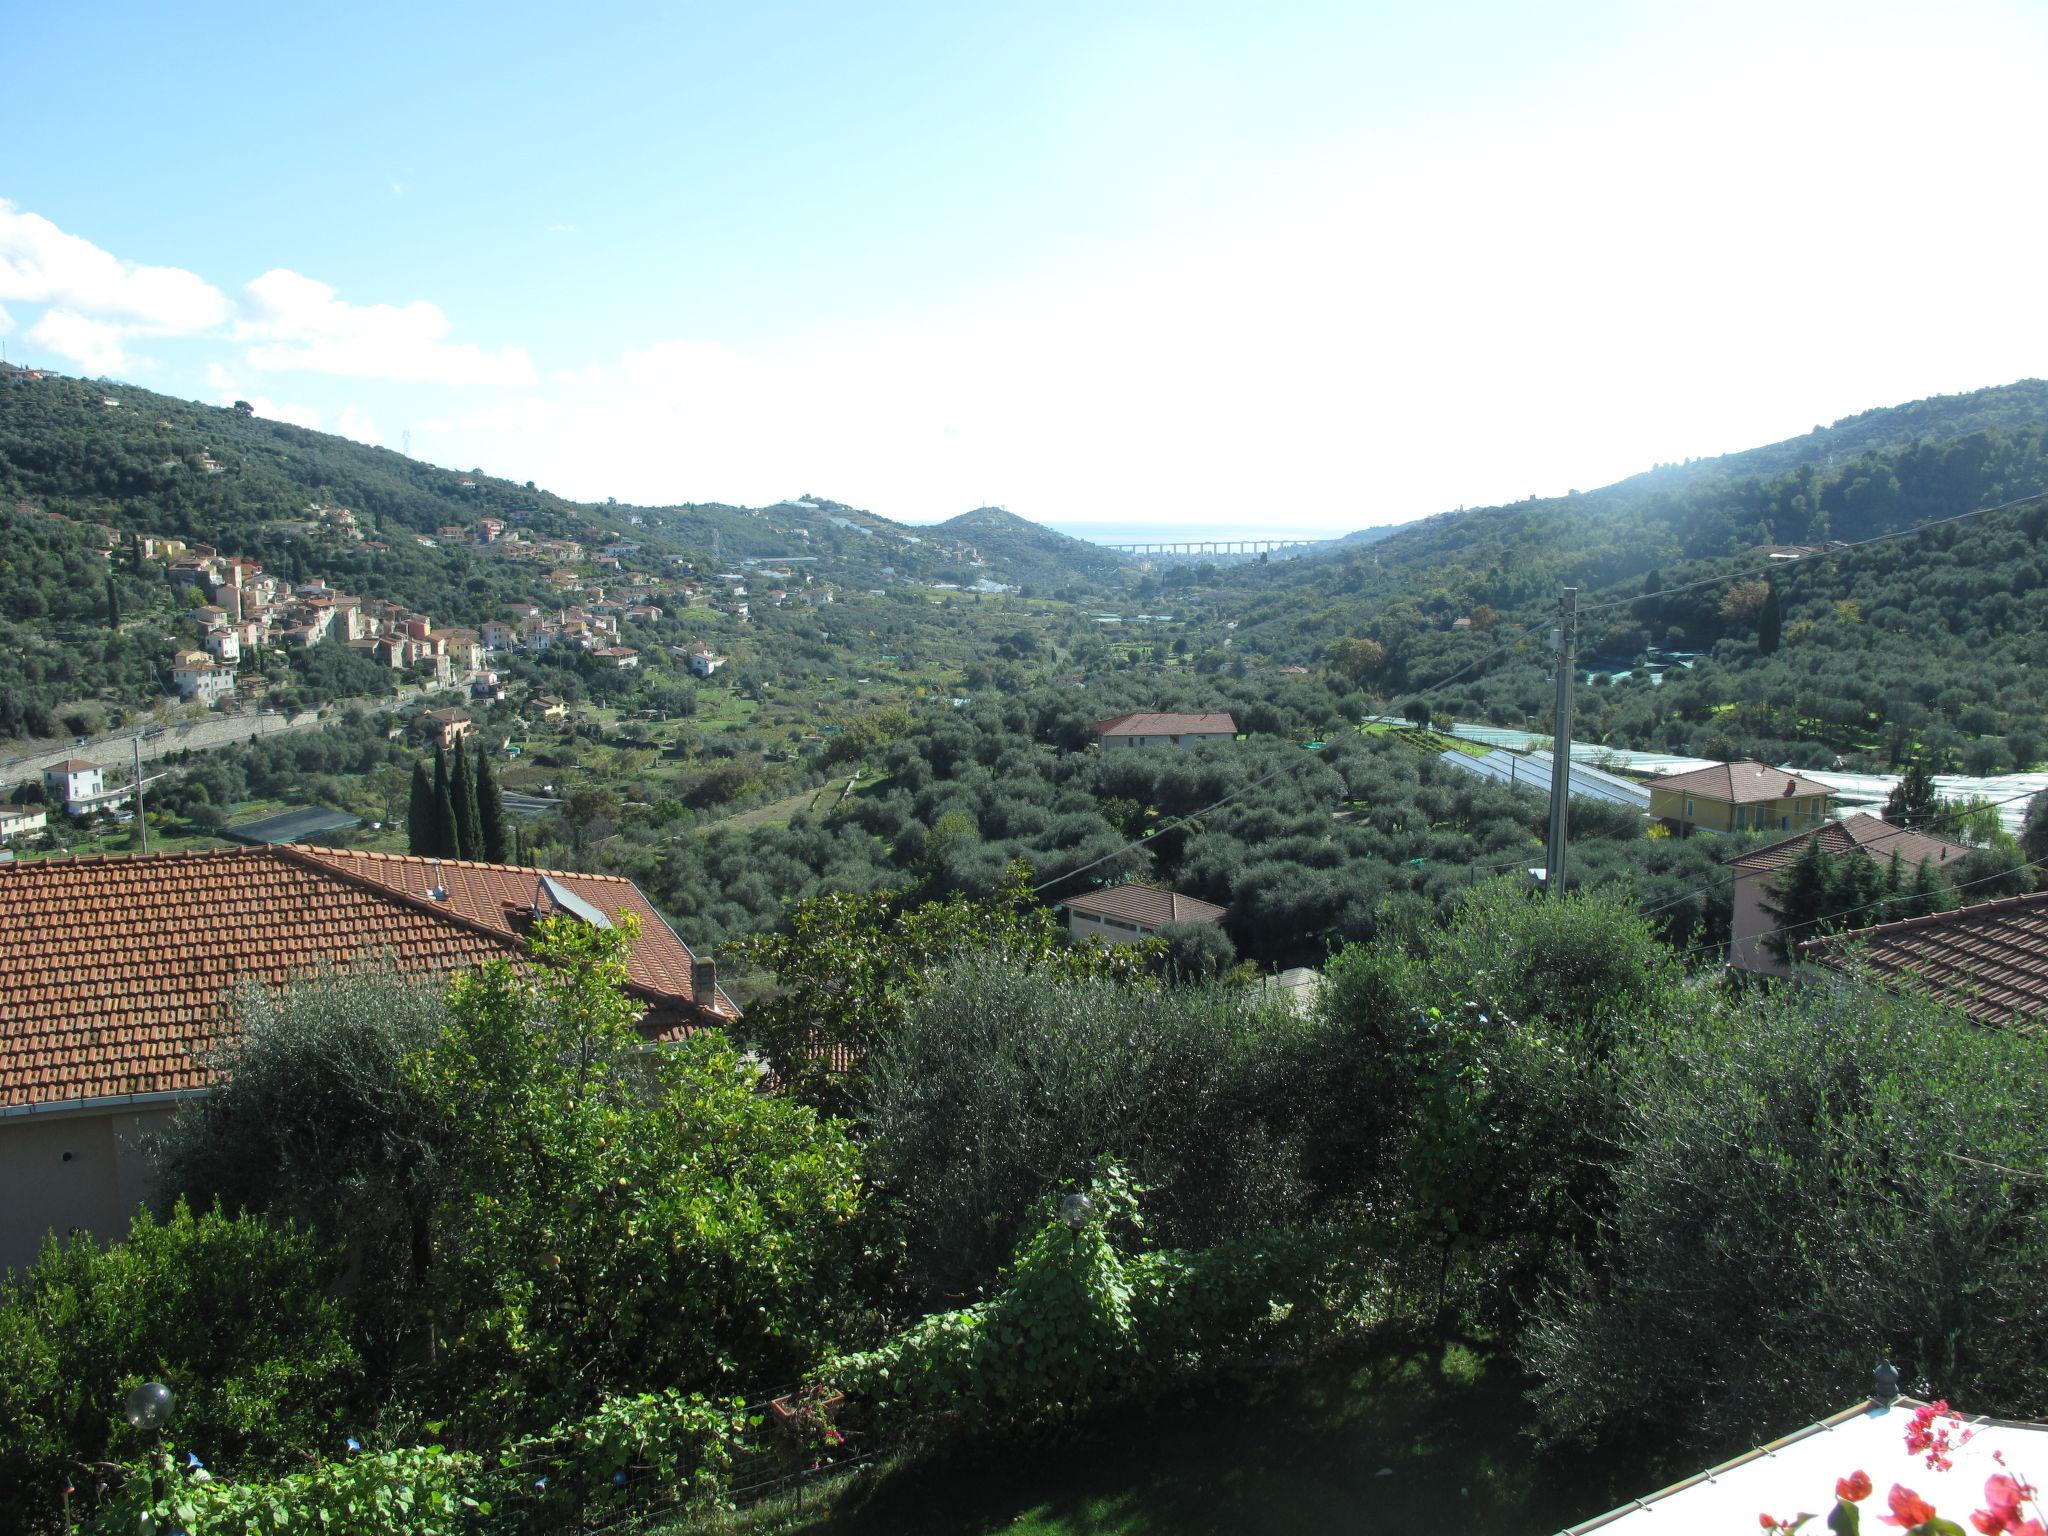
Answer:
[
  {"xmin": 0, "ymin": 200, "xmax": 228, "ymax": 330},
  {"xmin": 546, "ymin": 222, "xmax": 575, "ymax": 234},
  {"xmin": 237, "ymin": 268, "xmax": 536, "ymax": 387},
  {"xmin": 333, "ymin": 405, "xmax": 381, "ymax": 445},
  {"xmin": 27, "ymin": 311, "xmax": 135, "ymax": 373},
  {"xmin": 248, "ymin": 396, "xmax": 324, "ymax": 431},
  {"xmin": 0, "ymin": 303, "xmax": 11, "ymax": 335}
]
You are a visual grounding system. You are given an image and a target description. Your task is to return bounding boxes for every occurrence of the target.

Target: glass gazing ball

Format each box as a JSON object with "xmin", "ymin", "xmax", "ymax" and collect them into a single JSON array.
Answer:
[
  {"xmin": 1058, "ymin": 1193, "xmax": 1096, "ymax": 1230},
  {"xmin": 124, "ymin": 1381, "xmax": 175, "ymax": 1432}
]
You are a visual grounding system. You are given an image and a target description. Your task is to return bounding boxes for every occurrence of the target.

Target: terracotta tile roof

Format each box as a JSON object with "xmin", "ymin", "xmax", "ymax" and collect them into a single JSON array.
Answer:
[
  {"xmin": 1091, "ymin": 712, "xmax": 1239, "ymax": 738},
  {"xmin": 1653, "ymin": 760, "xmax": 1838, "ymax": 805},
  {"xmin": 1801, "ymin": 890, "xmax": 2048, "ymax": 1027},
  {"xmin": 1724, "ymin": 813, "xmax": 1970, "ymax": 876},
  {"xmin": 1061, "ymin": 883, "xmax": 1228, "ymax": 927},
  {"xmin": 0, "ymin": 846, "xmax": 727, "ymax": 1112}
]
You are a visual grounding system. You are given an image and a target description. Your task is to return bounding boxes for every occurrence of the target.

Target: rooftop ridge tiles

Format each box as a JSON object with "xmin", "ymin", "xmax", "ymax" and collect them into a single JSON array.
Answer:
[
  {"xmin": 1801, "ymin": 886, "xmax": 2048, "ymax": 952},
  {"xmin": 293, "ymin": 845, "xmax": 635, "ymax": 883}
]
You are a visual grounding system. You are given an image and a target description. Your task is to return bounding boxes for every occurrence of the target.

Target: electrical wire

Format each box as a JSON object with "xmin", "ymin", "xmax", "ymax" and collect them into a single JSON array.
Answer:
[
  {"xmin": 1674, "ymin": 847, "xmax": 2048, "ymax": 964},
  {"xmin": 1631, "ymin": 785, "xmax": 2042, "ymax": 920}
]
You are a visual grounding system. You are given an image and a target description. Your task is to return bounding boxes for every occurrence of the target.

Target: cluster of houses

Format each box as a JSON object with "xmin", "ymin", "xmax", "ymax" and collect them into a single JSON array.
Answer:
[
  {"xmin": 140, "ymin": 504, "xmax": 770, "ymax": 712},
  {"xmin": 137, "ymin": 534, "xmax": 486, "ymax": 705}
]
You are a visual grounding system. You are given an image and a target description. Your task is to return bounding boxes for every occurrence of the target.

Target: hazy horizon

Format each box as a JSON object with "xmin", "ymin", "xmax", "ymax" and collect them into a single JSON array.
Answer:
[{"xmin": 8, "ymin": 2, "xmax": 2047, "ymax": 535}]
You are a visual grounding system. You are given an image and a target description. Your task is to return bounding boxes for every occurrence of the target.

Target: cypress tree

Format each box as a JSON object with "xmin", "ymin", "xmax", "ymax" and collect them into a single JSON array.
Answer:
[
  {"xmin": 1908, "ymin": 856, "xmax": 1955, "ymax": 917},
  {"xmin": 474, "ymin": 742, "xmax": 509, "ymax": 863},
  {"xmin": 105, "ymin": 572, "xmax": 120, "ymax": 631},
  {"xmin": 1884, "ymin": 762, "xmax": 1939, "ymax": 830},
  {"xmin": 451, "ymin": 744, "xmax": 483, "ymax": 860},
  {"xmin": 1763, "ymin": 838, "xmax": 1833, "ymax": 961},
  {"xmin": 432, "ymin": 743, "xmax": 458, "ymax": 858},
  {"xmin": 407, "ymin": 761, "xmax": 433, "ymax": 855},
  {"xmin": 1757, "ymin": 580, "xmax": 1782, "ymax": 656}
]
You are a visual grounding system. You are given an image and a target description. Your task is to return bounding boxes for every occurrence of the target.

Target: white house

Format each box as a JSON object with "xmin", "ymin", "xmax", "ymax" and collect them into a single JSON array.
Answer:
[
  {"xmin": 170, "ymin": 651, "xmax": 236, "ymax": 706},
  {"xmin": 0, "ymin": 804, "xmax": 48, "ymax": 842},
  {"xmin": 1091, "ymin": 712, "xmax": 1238, "ymax": 751},
  {"xmin": 1563, "ymin": 1394, "xmax": 2048, "ymax": 1536},
  {"xmin": 681, "ymin": 643, "xmax": 725, "ymax": 677},
  {"xmin": 202, "ymin": 628, "xmax": 240, "ymax": 665},
  {"xmin": 42, "ymin": 759, "xmax": 104, "ymax": 814}
]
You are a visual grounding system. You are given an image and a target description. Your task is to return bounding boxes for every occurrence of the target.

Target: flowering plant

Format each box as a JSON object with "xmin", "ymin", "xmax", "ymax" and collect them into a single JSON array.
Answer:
[{"xmin": 1761, "ymin": 1402, "xmax": 2044, "ymax": 1536}]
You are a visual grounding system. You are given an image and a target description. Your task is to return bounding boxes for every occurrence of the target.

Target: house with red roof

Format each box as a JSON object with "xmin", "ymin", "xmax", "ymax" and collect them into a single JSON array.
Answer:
[
  {"xmin": 1800, "ymin": 888, "xmax": 2048, "ymax": 1028},
  {"xmin": 1090, "ymin": 712, "xmax": 1238, "ymax": 751},
  {"xmin": 1724, "ymin": 813, "xmax": 1969, "ymax": 974},
  {"xmin": 0, "ymin": 846, "xmax": 731, "ymax": 1273},
  {"xmin": 1646, "ymin": 760, "xmax": 1837, "ymax": 836},
  {"xmin": 1060, "ymin": 883, "xmax": 1228, "ymax": 944}
]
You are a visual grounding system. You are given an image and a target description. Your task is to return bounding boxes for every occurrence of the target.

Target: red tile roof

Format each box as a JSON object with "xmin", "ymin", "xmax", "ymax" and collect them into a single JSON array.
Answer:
[
  {"xmin": 1654, "ymin": 760, "xmax": 1838, "ymax": 805},
  {"xmin": 0, "ymin": 846, "xmax": 727, "ymax": 1111},
  {"xmin": 1724, "ymin": 813, "xmax": 1970, "ymax": 876},
  {"xmin": 1062, "ymin": 883, "xmax": 1228, "ymax": 927},
  {"xmin": 1091, "ymin": 712, "xmax": 1238, "ymax": 739},
  {"xmin": 1801, "ymin": 890, "xmax": 2048, "ymax": 1027}
]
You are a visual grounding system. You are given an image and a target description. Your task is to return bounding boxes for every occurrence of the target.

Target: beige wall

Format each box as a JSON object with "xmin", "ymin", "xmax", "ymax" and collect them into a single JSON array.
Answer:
[
  {"xmin": 1067, "ymin": 909, "xmax": 1159, "ymax": 945},
  {"xmin": 1728, "ymin": 870, "xmax": 1790, "ymax": 977},
  {"xmin": 1101, "ymin": 731, "xmax": 1233, "ymax": 752},
  {"xmin": 0, "ymin": 1102, "xmax": 178, "ymax": 1276}
]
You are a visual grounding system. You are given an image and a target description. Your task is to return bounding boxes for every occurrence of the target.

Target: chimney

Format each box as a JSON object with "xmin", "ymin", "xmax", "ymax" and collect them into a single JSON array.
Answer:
[
  {"xmin": 428, "ymin": 858, "xmax": 448, "ymax": 901},
  {"xmin": 691, "ymin": 959, "xmax": 718, "ymax": 1008}
]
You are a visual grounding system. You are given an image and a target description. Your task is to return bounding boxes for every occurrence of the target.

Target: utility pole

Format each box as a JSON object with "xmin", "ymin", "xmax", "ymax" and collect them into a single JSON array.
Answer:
[
  {"xmin": 1544, "ymin": 587, "xmax": 1578, "ymax": 896},
  {"xmin": 132, "ymin": 734, "xmax": 148, "ymax": 855}
]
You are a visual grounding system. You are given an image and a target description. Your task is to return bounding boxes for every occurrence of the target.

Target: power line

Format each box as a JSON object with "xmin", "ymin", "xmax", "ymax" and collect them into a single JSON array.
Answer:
[
  {"xmin": 1675, "ymin": 846, "xmax": 2048, "ymax": 965},
  {"xmin": 1634, "ymin": 786, "xmax": 2042, "ymax": 921}
]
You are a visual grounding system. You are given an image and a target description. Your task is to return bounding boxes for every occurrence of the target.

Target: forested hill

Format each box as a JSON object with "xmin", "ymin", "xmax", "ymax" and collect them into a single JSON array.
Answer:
[
  {"xmin": 1306, "ymin": 379, "xmax": 2048, "ymax": 599},
  {"xmin": 933, "ymin": 506, "xmax": 1129, "ymax": 587},
  {"xmin": 1214, "ymin": 379, "xmax": 2048, "ymax": 771},
  {"xmin": 0, "ymin": 370, "xmax": 1131, "ymax": 596}
]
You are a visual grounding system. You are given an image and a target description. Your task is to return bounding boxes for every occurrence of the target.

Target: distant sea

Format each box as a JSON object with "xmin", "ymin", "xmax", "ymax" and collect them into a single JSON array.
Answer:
[{"xmin": 1040, "ymin": 520, "xmax": 1342, "ymax": 548}]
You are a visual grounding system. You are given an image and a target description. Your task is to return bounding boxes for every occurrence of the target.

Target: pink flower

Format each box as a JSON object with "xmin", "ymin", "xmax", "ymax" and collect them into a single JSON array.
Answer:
[
  {"xmin": 1883, "ymin": 1484, "xmax": 1938, "ymax": 1528},
  {"xmin": 1907, "ymin": 1401, "xmax": 1961, "ymax": 1471},
  {"xmin": 1973, "ymin": 1472, "xmax": 2047, "ymax": 1536},
  {"xmin": 1839, "ymin": 1471, "xmax": 1875, "ymax": 1502}
]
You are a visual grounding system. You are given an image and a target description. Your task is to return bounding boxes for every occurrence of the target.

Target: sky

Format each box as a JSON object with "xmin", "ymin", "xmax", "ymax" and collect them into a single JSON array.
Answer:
[{"xmin": 5, "ymin": 0, "xmax": 2048, "ymax": 535}]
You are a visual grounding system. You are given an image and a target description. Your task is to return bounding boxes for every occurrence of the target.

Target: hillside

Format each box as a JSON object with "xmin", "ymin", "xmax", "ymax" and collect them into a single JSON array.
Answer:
[
  {"xmin": 931, "ymin": 506, "xmax": 1131, "ymax": 589},
  {"xmin": 1209, "ymin": 380, "xmax": 2048, "ymax": 770},
  {"xmin": 0, "ymin": 369, "xmax": 1135, "ymax": 730}
]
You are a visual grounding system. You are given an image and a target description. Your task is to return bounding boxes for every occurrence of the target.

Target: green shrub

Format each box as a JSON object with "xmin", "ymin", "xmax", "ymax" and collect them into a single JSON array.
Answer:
[
  {"xmin": 828, "ymin": 1164, "xmax": 1374, "ymax": 1437},
  {"xmin": 155, "ymin": 966, "xmax": 452, "ymax": 1377},
  {"xmin": 1312, "ymin": 881, "xmax": 1690, "ymax": 1324},
  {"xmin": 0, "ymin": 1201, "xmax": 360, "ymax": 1536},
  {"xmin": 1154, "ymin": 918, "xmax": 1238, "ymax": 981},
  {"xmin": 867, "ymin": 958, "xmax": 1327, "ymax": 1304},
  {"xmin": 1523, "ymin": 973, "xmax": 2048, "ymax": 1453},
  {"xmin": 409, "ymin": 916, "xmax": 868, "ymax": 1432},
  {"xmin": 96, "ymin": 1445, "xmax": 475, "ymax": 1536}
]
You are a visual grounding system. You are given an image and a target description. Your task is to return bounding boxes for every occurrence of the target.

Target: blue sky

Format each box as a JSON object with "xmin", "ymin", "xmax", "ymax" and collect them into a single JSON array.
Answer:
[{"xmin": 6, "ymin": 1, "xmax": 2047, "ymax": 531}]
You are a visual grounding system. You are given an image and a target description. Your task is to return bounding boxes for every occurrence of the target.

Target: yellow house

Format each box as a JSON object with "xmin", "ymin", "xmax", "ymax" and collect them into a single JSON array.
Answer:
[{"xmin": 1648, "ymin": 760, "xmax": 1838, "ymax": 836}]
